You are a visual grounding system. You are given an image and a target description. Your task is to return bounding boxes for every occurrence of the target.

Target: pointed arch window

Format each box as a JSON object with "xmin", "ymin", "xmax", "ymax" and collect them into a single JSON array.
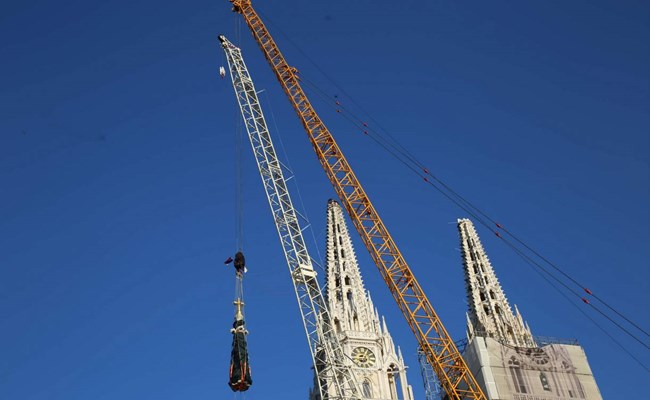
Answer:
[
  {"xmin": 341, "ymin": 249, "xmax": 346, "ymax": 258},
  {"xmin": 508, "ymin": 357, "xmax": 527, "ymax": 393},
  {"xmin": 339, "ymin": 236, "xmax": 343, "ymax": 245},
  {"xmin": 344, "ymin": 276, "xmax": 351, "ymax": 286},
  {"xmin": 479, "ymin": 291, "xmax": 487, "ymax": 301},
  {"xmin": 483, "ymin": 305, "xmax": 490, "ymax": 315},
  {"xmin": 362, "ymin": 380, "xmax": 372, "ymax": 398},
  {"xmin": 489, "ymin": 290, "xmax": 495, "ymax": 299},
  {"xmin": 539, "ymin": 372, "xmax": 551, "ymax": 391}
]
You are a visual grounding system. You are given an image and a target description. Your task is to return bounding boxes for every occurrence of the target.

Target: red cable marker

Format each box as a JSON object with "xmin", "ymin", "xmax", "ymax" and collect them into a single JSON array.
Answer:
[
  {"xmin": 584, "ymin": 288, "xmax": 593, "ymax": 295},
  {"xmin": 582, "ymin": 298, "xmax": 590, "ymax": 305},
  {"xmin": 496, "ymin": 223, "xmax": 503, "ymax": 229}
]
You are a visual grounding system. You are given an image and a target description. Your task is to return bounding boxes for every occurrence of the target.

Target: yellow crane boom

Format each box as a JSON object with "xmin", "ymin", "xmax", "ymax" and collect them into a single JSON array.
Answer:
[{"xmin": 227, "ymin": 1, "xmax": 487, "ymax": 398}]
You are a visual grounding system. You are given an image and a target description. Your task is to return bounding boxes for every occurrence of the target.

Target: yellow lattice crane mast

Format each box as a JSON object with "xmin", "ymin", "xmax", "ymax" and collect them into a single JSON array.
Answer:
[{"xmin": 227, "ymin": 1, "xmax": 487, "ymax": 399}]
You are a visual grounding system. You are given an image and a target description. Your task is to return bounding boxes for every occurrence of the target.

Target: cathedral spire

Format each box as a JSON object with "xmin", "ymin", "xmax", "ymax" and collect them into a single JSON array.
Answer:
[
  {"xmin": 325, "ymin": 199, "xmax": 374, "ymax": 332},
  {"xmin": 457, "ymin": 218, "xmax": 535, "ymax": 347},
  {"xmin": 313, "ymin": 199, "xmax": 413, "ymax": 400}
]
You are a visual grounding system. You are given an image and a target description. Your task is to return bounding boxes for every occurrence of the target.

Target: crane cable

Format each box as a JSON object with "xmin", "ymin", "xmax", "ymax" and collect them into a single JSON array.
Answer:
[
  {"xmin": 230, "ymin": 15, "xmax": 251, "ymax": 398},
  {"xmin": 253, "ymin": 6, "xmax": 649, "ymax": 368},
  {"xmin": 251, "ymin": 12, "xmax": 650, "ymax": 348},
  {"xmin": 314, "ymin": 77, "xmax": 650, "ymax": 369},
  {"xmin": 301, "ymin": 76, "xmax": 650, "ymax": 351}
]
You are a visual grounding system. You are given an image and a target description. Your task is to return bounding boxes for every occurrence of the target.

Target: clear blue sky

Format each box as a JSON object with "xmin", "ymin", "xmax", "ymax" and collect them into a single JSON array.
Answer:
[{"xmin": 1, "ymin": 0, "xmax": 648, "ymax": 399}]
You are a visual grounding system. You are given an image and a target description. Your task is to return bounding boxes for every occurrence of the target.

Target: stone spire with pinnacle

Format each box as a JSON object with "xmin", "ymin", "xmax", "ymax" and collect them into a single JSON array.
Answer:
[
  {"xmin": 325, "ymin": 199, "xmax": 375, "ymax": 333},
  {"xmin": 457, "ymin": 218, "xmax": 535, "ymax": 347},
  {"xmin": 311, "ymin": 199, "xmax": 413, "ymax": 400}
]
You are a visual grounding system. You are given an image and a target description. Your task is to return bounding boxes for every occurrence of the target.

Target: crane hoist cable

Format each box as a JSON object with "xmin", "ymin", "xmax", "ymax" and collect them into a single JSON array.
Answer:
[
  {"xmin": 225, "ymin": 60, "xmax": 252, "ymax": 392},
  {"xmin": 226, "ymin": 1, "xmax": 486, "ymax": 399}
]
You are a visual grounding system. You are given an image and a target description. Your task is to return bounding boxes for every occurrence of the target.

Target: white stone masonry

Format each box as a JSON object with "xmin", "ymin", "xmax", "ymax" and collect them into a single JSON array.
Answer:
[{"xmin": 458, "ymin": 218, "xmax": 535, "ymax": 348}]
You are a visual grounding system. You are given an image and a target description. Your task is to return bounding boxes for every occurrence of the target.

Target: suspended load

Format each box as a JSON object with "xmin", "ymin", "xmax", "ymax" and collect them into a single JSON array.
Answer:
[
  {"xmin": 234, "ymin": 251, "xmax": 246, "ymax": 274},
  {"xmin": 220, "ymin": 66, "xmax": 226, "ymax": 78},
  {"xmin": 227, "ymin": 251, "xmax": 252, "ymax": 392}
]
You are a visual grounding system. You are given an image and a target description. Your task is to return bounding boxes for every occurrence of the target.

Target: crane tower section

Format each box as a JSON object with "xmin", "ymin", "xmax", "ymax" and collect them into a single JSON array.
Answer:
[
  {"xmin": 226, "ymin": 1, "xmax": 487, "ymax": 398},
  {"xmin": 219, "ymin": 35, "xmax": 360, "ymax": 400}
]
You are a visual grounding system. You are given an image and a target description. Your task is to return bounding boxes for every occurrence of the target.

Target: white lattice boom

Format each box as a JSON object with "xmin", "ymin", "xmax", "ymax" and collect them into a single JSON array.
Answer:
[{"xmin": 219, "ymin": 35, "xmax": 360, "ymax": 400}]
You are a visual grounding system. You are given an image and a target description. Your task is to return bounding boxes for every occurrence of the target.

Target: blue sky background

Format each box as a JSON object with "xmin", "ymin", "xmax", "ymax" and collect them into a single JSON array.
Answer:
[{"xmin": 1, "ymin": 0, "xmax": 648, "ymax": 399}]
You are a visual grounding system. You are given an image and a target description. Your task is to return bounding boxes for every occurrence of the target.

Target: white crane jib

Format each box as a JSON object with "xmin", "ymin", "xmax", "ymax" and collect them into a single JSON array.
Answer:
[{"xmin": 219, "ymin": 35, "xmax": 360, "ymax": 400}]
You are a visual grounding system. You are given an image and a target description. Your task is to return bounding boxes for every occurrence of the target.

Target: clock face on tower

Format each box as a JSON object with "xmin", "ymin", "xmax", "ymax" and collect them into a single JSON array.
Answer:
[{"xmin": 351, "ymin": 347, "xmax": 376, "ymax": 368}]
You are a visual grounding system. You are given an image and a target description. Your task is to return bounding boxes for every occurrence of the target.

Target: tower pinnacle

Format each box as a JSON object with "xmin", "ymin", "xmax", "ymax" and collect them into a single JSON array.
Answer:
[
  {"xmin": 313, "ymin": 200, "xmax": 413, "ymax": 400},
  {"xmin": 458, "ymin": 218, "xmax": 535, "ymax": 347},
  {"xmin": 325, "ymin": 199, "xmax": 375, "ymax": 332}
]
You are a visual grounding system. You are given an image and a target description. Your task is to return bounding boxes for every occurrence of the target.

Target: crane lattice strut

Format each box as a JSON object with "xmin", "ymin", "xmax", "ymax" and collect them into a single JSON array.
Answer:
[
  {"xmin": 219, "ymin": 35, "xmax": 361, "ymax": 400},
  {"xmin": 227, "ymin": 1, "xmax": 487, "ymax": 399}
]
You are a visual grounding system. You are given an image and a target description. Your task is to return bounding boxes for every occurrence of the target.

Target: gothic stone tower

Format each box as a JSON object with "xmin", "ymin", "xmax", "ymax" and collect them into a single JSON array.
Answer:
[
  {"xmin": 310, "ymin": 200, "xmax": 414, "ymax": 400},
  {"xmin": 458, "ymin": 219, "xmax": 602, "ymax": 399},
  {"xmin": 458, "ymin": 218, "xmax": 535, "ymax": 347}
]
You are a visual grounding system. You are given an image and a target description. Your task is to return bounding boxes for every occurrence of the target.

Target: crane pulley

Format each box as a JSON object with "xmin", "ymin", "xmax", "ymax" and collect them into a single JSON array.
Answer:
[{"xmin": 226, "ymin": 1, "xmax": 487, "ymax": 399}]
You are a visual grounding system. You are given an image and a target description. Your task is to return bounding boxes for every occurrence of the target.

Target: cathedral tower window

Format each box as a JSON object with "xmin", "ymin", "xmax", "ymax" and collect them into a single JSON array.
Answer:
[
  {"xmin": 345, "ymin": 276, "xmax": 351, "ymax": 285},
  {"xmin": 539, "ymin": 372, "xmax": 551, "ymax": 391},
  {"xmin": 508, "ymin": 357, "xmax": 528, "ymax": 393},
  {"xmin": 362, "ymin": 380, "xmax": 372, "ymax": 398}
]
